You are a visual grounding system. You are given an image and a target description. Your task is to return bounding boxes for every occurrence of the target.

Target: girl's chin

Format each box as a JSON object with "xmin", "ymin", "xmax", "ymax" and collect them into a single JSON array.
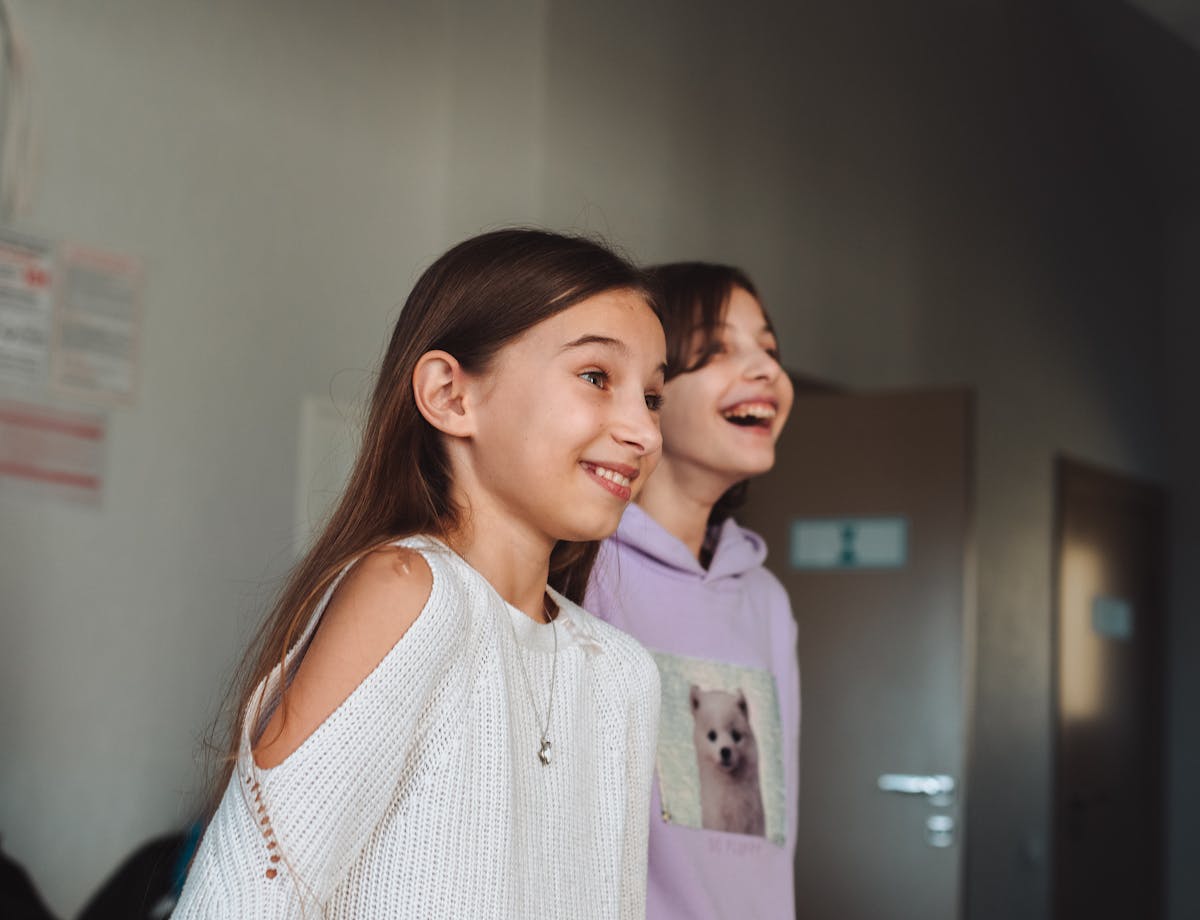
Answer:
[
  {"xmin": 720, "ymin": 446, "xmax": 777, "ymax": 474},
  {"xmin": 719, "ymin": 456, "xmax": 776, "ymax": 483},
  {"xmin": 551, "ymin": 510, "xmax": 627, "ymax": 544}
]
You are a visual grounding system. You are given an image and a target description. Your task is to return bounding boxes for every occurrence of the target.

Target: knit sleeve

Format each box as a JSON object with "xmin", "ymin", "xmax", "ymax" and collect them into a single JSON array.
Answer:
[
  {"xmin": 620, "ymin": 647, "xmax": 661, "ymax": 920},
  {"xmin": 234, "ymin": 546, "xmax": 474, "ymax": 905}
]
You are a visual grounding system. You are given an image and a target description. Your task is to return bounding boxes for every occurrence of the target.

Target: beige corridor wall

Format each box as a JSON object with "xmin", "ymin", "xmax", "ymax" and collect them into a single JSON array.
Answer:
[
  {"xmin": 0, "ymin": 1, "xmax": 1181, "ymax": 918},
  {"xmin": 0, "ymin": 1, "xmax": 553, "ymax": 913}
]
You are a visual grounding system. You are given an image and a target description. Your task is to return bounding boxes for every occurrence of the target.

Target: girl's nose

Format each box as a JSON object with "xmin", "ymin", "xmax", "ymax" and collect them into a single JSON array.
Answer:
[
  {"xmin": 613, "ymin": 395, "xmax": 663, "ymax": 457},
  {"xmin": 743, "ymin": 344, "xmax": 781, "ymax": 381}
]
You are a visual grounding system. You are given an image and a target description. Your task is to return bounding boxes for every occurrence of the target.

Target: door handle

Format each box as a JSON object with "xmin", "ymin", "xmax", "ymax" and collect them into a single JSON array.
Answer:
[{"xmin": 877, "ymin": 773, "xmax": 955, "ymax": 804}]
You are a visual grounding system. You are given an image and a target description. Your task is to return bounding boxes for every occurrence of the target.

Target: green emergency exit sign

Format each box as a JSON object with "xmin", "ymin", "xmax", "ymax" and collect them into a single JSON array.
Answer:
[{"xmin": 790, "ymin": 517, "xmax": 908, "ymax": 570}]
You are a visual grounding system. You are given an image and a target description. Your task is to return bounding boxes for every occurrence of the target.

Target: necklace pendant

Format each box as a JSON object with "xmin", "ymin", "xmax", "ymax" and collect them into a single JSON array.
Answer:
[{"xmin": 538, "ymin": 738, "xmax": 552, "ymax": 766}]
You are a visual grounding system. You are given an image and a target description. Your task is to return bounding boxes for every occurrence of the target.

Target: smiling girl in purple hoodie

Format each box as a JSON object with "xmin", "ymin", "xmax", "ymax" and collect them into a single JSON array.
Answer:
[{"xmin": 586, "ymin": 263, "xmax": 799, "ymax": 920}]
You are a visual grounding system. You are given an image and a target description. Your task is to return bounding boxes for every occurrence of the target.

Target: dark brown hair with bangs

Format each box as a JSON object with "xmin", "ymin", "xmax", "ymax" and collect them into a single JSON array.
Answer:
[
  {"xmin": 648, "ymin": 262, "xmax": 766, "ymax": 381},
  {"xmin": 208, "ymin": 229, "xmax": 653, "ymax": 814},
  {"xmin": 646, "ymin": 261, "xmax": 774, "ymax": 528}
]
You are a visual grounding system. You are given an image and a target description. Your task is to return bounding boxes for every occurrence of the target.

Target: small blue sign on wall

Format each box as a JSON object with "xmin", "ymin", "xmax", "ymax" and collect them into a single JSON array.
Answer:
[
  {"xmin": 790, "ymin": 517, "xmax": 909, "ymax": 570},
  {"xmin": 1091, "ymin": 596, "xmax": 1134, "ymax": 640}
]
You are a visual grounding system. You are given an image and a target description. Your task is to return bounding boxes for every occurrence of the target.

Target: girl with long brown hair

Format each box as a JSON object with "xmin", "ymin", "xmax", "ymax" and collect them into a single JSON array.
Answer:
[{"xmin": 173, "ymin": 229, "xmax": 666, "ymax": 919}]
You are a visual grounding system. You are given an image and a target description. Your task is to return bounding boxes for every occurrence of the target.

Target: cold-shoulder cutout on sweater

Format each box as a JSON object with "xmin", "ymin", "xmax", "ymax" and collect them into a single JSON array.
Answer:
[
  {"xmin": 254, "ymin": 545, "xmax": 434, "ymax": 769},
  {"xmin": 174, "ymin": 535, "xmax": 659, "ymax": 918}
]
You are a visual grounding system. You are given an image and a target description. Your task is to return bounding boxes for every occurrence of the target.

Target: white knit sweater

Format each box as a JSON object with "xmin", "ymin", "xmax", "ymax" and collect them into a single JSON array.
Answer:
[{"xmin": 174, "ymin": 536, "xmax": 661, "ymax": 919}]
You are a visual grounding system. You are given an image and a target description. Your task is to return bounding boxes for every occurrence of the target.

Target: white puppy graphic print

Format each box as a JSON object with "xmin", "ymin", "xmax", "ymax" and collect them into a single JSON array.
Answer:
[{"xmin": 689, "ymin": 684, "xmax": 766, "ymax": 837}]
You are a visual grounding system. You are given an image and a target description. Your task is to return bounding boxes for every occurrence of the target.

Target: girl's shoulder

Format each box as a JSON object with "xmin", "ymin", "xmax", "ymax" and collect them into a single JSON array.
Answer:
[
  {"xmin": 253, "ymin": 541, "xmax": 456, "ymax": 769},
  {"xmin": 316, "ymin": 539, "xmax": 464, "ymax": 656},
  {"xmin": 339, "ymin": 543, "xmax": 434, "ymax": 613},
  {"xmin": 561, "ymin": 593, "xmax": 659, "ymax": 680},
  {"xmin": 745, "ymin": 560, "xmax": 793, "ymax": 605}
]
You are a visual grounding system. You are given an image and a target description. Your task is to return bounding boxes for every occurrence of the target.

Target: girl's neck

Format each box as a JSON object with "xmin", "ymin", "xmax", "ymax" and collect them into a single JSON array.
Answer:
[
  {"xmin": 635, "ymin": 461, "xmax": 731, "ymax": 561},
  {"xmin": 443, "ymin": 512, "xmax": 554, "ymax": 623}
]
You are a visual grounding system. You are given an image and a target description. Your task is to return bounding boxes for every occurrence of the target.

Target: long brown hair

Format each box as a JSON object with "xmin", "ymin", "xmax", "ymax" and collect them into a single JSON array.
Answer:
[
  {"xmin": 645, "ymin": 262, "xmax": 775, "ymax": 528},
  {"xmin": 209, "ymin": 229, "xmax": 652, "ymax": 808}
]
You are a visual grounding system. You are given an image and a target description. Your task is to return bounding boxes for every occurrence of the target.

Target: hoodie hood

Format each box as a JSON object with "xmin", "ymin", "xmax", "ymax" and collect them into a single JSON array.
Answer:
[{"xmin": 611, "ymin": 502, "xmax": 768, "ymax": 582}]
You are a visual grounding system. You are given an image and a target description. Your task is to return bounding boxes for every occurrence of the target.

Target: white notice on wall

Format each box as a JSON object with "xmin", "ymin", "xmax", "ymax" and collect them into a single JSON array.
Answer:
[
  {"xmin": 0, "ymin": 227, "xmax": 55, "ymax": 388},
  {"xmin": 52, "ymin": 245, "xmax": 143, "ymax": 404},
  {"xmin": 0, "ymin": 400, "xmax": 106, "ymax": 504}
]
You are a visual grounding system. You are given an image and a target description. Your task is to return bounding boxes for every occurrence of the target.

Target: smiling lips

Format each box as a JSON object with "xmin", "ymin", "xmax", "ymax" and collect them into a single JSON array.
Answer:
[
  {"xmin": 581, "ymin": 461, "xmax": 638, "ymax": 501},
  {"xmin": 721, "ymin": 400, "xmax": 777, "ymax": 430}
]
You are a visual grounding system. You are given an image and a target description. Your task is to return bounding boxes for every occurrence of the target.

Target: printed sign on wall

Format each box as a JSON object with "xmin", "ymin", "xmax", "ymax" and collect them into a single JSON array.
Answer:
[
  {"xmin": 0, "ymin": 228, "xmax": 55, "ymax": 389},
  {"xmin": 790, "ymin": 516, "xmax": 909, "ymax": 570},
  {"xmin": 1092, "ymin": 595, "xmax": 1134, "ymax": 641},
  {"xmin": 0, "ymin": 399, "xmax": 106, "ymax": 504},
  {"xmin": 52, "ymin": 245, "xmax": 143, "ymax": 404}
]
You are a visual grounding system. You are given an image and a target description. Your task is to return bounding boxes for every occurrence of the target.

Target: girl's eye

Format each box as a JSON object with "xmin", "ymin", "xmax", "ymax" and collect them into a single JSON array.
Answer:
[
  {"xmin": 580, "ymin": 370, "xmax": 608, "ymax": 388},
  {"xmin": 690, "ymin": 341, "xmax": 725, "ymax": 364},
  {"xmin": 765, "ymin": 346, "xmax": 781, "ymax": 361},
  {"xmin": 645, "ymin": 393, "xmax": 664, "ymax": 412}
]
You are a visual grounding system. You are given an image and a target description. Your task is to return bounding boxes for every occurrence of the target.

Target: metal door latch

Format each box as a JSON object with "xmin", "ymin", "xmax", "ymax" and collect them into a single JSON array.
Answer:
[{"xmin": 877, "ymin": 773, "xmax": 956, "ymax": 806}]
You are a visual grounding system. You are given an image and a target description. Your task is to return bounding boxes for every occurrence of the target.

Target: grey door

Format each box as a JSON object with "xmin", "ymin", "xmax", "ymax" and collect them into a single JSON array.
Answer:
[
  {"xmin": 1052, "ymin": 457, "xmax": 1166, "ymax": 920},
  {"xmin": 739, "ymin": 388, "xmax": 972, "ymax": 920}
]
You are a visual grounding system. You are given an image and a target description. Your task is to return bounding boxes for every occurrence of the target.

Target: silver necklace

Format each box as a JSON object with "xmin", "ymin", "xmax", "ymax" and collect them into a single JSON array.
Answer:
[{"xmin": 507, "ymin": 597, "xmax": 558, "ymax": 766}]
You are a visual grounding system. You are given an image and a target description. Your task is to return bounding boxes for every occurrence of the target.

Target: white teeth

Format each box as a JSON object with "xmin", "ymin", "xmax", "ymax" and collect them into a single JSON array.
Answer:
[
  {"xmin": 589, "ymin": 465, "xmax": 631, "ymax": 488},
  {"xmin": 722, "ymin": 402, "xmax": 776, "ymax": 420}
]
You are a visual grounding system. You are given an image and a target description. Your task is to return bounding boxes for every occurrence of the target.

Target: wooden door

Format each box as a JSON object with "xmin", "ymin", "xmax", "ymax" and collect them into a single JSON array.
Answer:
[{"xmin": 740, "ymin": 388, "xmax": 972, "ymax": 920}]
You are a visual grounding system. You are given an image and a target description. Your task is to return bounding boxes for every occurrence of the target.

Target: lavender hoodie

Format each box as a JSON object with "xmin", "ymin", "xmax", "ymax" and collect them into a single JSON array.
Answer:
[{"xmin": 586, "ymin": 503, "xmax": 800, "ymax": 920}]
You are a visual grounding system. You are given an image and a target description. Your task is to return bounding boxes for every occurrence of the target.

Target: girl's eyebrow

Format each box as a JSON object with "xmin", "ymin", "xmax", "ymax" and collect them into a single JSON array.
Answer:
[
  {"xmin": 715, "ymin": 321, "xmax": 775, "ymax": 336},
  {"xmin": 561, "ymin": 334, "xmax": 629, "ymax": 354},
  {"xmin": 562, "ymin": 335, "xmax": 668, "ymax": 376}
]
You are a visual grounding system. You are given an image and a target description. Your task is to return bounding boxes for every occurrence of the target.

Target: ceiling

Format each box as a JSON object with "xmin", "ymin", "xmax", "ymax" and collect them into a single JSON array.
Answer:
[
  {"xmin": 1069, "ymin": 0, "xmax": 1200, "ymax": 214},
  {"xmin": 1128, "ymin": 0, "xmax": 1200, "ymax": 54}
]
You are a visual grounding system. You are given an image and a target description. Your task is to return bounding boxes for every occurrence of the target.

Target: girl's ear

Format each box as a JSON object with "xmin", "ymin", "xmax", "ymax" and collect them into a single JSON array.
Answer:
[{"xmin": 413, "ymin": 350, "xmax": 475, "ymax": 437}]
